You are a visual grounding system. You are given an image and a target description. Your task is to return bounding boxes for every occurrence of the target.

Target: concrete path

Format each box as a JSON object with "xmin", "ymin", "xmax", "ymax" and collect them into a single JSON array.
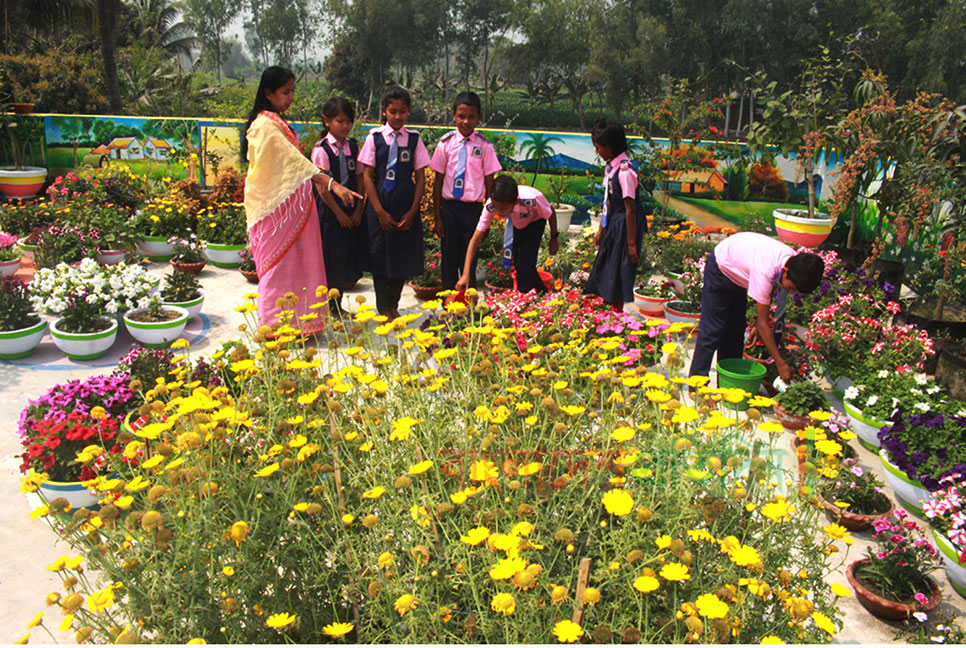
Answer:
[
  {"xmin": 1, "ymin": 242, "xmax": 962, "ymax": 644},
  {"xmin": 654, "ymin": 191, "xmax": 733, "ymax": 229}
]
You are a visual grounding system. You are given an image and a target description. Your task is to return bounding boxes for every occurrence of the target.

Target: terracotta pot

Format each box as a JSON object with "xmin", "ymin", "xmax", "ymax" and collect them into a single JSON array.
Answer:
[
  {"xmin": 10, "ymin": 102, "xmax": 35, "ymax": 114},
  {"xmin": 170, "ymin": 259, "xmax": 207, "ymax": 276},
  {"xmin": 846, "ymin": 559, "xmax": 941, "ymax": 621},
  {"xmin": 773, "ymin": 401, "xmax": 812, "ymax": 431},
  {"xmin": 819, "ymin": 490, "xmax": 894, "ymax": 532},
  {"xmin": 408, "ymin": 282, "xmax": 441, "ymax": 300},
  {"xmin": 485, "ymin": 280, "xmax": 510, "ymax": 293},
  {"xmin": 239, "ymin": 268, "xmax": 259, "ymax": 283}
]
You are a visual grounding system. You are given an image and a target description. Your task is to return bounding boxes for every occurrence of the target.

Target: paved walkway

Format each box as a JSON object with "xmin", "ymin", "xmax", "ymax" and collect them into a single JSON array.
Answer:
[{"xmin": 654, "ymin": 191, "xmax": 733, "ymax": 229}]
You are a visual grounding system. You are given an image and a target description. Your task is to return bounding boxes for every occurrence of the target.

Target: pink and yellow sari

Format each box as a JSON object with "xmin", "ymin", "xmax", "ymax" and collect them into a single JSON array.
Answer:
[{"xmin": 244, "ymin": 111, "xmax": 328, "ymax": 334}]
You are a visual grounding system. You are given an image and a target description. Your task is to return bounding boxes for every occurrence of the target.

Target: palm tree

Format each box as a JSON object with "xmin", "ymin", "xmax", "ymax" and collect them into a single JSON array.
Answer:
[
  {"xmin": 519, "ymin": 132, "xmax": 564, "ymax": 184},
  {"xmin": 127, "ymin": 0, "xmax": 198, "ymax": 60}
]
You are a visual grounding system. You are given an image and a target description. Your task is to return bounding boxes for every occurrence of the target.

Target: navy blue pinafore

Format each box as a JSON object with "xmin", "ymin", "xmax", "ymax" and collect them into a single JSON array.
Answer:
[
  {"xmin": 314, "ymin": 137, "xmax": 370, "ymax": 289},
  {"xmin": 584, "ymin": 164, "xmax": 648, "ymax": 304},
  {"xmin": 364, "ymin": 132, "xmax": 424, "ymax": 278}
]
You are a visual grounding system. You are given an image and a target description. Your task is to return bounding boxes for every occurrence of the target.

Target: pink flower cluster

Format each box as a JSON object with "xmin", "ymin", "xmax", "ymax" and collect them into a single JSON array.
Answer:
[
  {"xmin": 925, "ymin": 477, "xmax": 966, "ymax": 560},
  {"xmin": 0, "ymin": 232, "xmax": 18, "ymax": 249}
]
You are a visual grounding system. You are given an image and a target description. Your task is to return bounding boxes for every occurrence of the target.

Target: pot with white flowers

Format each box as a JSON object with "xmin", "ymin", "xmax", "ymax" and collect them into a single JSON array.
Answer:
[
  {"xmin": 0, "ymin": 277, "xmax": 47, "ymax": 359},
  {"xmin": 842, "ymin": 374, "xmax": 894, "ymax": 451},
  {"xmin": 123, "ymin": 297, "xmax": 190, "ymax": 348},
  {"xmin": 160, "ymin": 271, "xmax": 204, "ymax": 320},
  {"xmin": 48, "ymin": 290, "xmax": 119, "ymax": 361}
]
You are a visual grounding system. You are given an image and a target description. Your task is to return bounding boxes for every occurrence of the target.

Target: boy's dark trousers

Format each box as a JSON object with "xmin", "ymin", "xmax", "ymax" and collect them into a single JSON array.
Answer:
[
  {"xmin": 373, "ymin": 276, "xmax": 406, "ymax": 314},
  {"xmin": 688, "ymin": 251, "xmax": 747, "ymax": 377},
  {"xmin": 440, "ymin": 199, "xmax": 484, "ymax": 290},
  {"xmin": 512, "ymin": 219, "xmax": 548, "ymax": 294}
]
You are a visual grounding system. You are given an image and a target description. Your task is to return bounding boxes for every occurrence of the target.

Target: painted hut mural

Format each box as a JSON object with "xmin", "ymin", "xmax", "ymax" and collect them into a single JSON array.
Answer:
[{"xmin": 107, "ymin": 137, "xmax": 144, "ymax": 160}]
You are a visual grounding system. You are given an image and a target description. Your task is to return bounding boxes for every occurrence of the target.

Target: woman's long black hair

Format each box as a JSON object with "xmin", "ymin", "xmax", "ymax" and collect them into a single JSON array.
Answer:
[{"xmin": 240, "ymin": 66, "xmax": 295, "ymax": 162}]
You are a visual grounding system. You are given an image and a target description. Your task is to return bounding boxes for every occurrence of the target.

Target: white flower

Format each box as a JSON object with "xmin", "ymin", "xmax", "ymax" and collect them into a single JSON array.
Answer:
[
  {"xmin": 915, "ymin": 373, "xmax": 929, "ymax": 385},
  {"xmin": 914, "ymin": 402, "xmax": 930, "ymax": 412},
  {"xmin": 867, "ymin": 394, "xmax": 879, "ymax": 407},
  {"xmin": 928, "ymin": 385, "xmax": 941, "ymax": 395},
  {"xmin": 877, "ymin": 370, "xmax": 890, "ymax": 379},
  {"xmin": 844, "ymin": 386, "xmax": 859, "ymax": 401}
]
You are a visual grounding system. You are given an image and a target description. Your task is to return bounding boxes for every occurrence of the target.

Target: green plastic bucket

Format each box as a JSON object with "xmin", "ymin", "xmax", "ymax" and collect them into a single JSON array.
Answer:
[{"xmin": 715, "ymin": 358, "xmax": 767, "ymax": 411}]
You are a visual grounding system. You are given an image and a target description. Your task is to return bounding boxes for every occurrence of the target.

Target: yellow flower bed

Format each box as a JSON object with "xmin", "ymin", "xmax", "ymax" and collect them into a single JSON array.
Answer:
[{"xmin": 22, "ymin": 291, "xmax": 850, "ymax": 644}]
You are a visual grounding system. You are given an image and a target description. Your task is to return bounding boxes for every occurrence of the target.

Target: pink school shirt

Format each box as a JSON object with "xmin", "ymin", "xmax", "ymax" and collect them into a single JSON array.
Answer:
[
  {"xmin": 358, "ymin": 124, "xmax": 430, "ymax": 169},
  {"xmin": 604, "ymin": 152, "xmax": 638, "ymax": 199},
  {"xmin": 429, "ymin": 130, "xmax": 502, "ymax": 202},
  {"xmin": 310, "ymin": 132, "xmax": 352, "ymax": 170},
  {"xmin": 714, "ymin": 232, "xmax": 795, "ymax": 305},
  {"xmin": 477, "ymin": 185, "xmax": 553, "ymax": 231}
]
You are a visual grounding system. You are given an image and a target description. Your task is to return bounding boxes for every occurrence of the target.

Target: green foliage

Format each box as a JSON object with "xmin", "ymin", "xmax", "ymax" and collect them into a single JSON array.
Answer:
[
  {"xmin": 0, "ymin": 200, "xmax": 60, "ymax": 238},
  {"xmin": 723, "ymin": 163, "xmax": 749, "ymax": 201},
  {"xmin": 775, "ymin": 381, "xmax": 828, "ymax": 417},
  {"xmin": 0, "ymin": 51, "xmax": 109, "ymax": 114},
  {"xmin": 0, "ymin": 277, "xmax": 40, "ymax": 331}
]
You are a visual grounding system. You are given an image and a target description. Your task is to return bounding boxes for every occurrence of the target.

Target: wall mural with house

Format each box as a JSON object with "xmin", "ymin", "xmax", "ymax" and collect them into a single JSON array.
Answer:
[{"xmin": 44, "ymin": 116, "xmax": 201, "ymax": 181}]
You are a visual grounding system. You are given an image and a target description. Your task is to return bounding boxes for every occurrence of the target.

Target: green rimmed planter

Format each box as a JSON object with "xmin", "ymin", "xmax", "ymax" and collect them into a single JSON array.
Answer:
[
  {"xmin": 843, "ymin": 400, "xmax": 888, "ymax": 451},
  {"xmin": 136, "ymin": 236, "xmax": 175, "ymax": 261},
  {"xmin": 49, "ymin": 317, "xmax": 118, "ymax": 360},
  {"xmin": 932, "ymin": 529, "xmax": 966, "ymax": 598},
  {"xmin": 0, "ymin": 314, "xmax": 47, "ymax": 359},
  {"xmin": 123, "ymin": 306, "xmax": 190, "ymax": 348},
  {"xmin": 17, "ymin": 236, "xmax": 39, "ymax": 260},
  {"xmin": 0, "ymin": 256, "xmax": 22, "ymax": 277},
  {"xmin": 162, "ymin": 291, "xmax": 204, "ymax": 320},
  {"xmin": 879, "ymin": 448, "xmax": 931, "ymax": 518},
  {"xmin": 202, "ymin": 241, "xmax": 246, "ymax": 268}
]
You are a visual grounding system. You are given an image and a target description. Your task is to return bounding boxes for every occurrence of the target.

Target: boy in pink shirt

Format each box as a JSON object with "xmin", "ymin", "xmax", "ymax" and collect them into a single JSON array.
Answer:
[
  {"xmin": 430, "ymin": 91, "xmax": 502, "ymax": 290},
  {"xmin": 456, "ymin": 176, "xmax": 558, "ymax": 293},
  {"xmin": 688, "ymin": 231, "xmax": 824, "ymax": 382}
]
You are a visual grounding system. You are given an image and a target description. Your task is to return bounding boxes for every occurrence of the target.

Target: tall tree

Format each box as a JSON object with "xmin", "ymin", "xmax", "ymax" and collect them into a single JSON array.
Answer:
[
  {"xmin": 184, "ymin": 0, "xmax": 240, "ymax": 79},
  {"xmin": 98, "ymin": 0, "xmax": 123, "ymax": 113},
  {"xmin": 60, "ymin": 116, "xmax": 95, "ymax": 167}
]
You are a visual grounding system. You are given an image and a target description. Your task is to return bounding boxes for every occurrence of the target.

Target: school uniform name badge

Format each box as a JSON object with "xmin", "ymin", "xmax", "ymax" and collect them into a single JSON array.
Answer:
[
  {"xmin": 347, "ymin": 159, "xmax": 355, "ymax": 171},
  {"xmin": 472, "ymin": 146, "xmax": 482, "ymax": 158},
  {"xmin": 386, "ymin": 169, "xmax": 395, "ymax": 181},
  {"xmin": 454, "ymin": 178, "xmax": 464, "ymax": 190},
  {"xmin": 520, "ymin": 199, "xmax": 535, "ymax": 207},
  {"xmin": 399, "ymin": 150, "xmax": 411, "ymax": 163}
]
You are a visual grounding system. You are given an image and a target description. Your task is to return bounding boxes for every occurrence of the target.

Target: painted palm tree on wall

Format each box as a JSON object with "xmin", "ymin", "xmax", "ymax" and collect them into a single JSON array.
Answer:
[{"xmin": 519, "ymin": 132, "xmax": 563, "ymax": 184}]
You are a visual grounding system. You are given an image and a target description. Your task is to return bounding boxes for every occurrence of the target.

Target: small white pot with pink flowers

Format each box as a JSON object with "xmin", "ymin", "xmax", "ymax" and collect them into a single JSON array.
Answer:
[{"xmin": 0, "ymin": 231, "xmax": 23, "ymax": 277}]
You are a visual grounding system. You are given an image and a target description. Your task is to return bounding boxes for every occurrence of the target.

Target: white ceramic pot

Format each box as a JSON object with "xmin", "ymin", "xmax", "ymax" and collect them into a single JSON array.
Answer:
[
  {"xmin": 0, "ymin": 314, "xmax": 47, "ymax": 359},
  {"xmin": 97, "ymin": 249, "xmax": 128, "ymax": 265},
  {"xmin": 879, "ymin": 448, "xmax": 931, "ymax": 517},
  {"xmin": 203, "ymin": 242, "xmax": 246, "ymax": 268},
  {"xmin": 663, "ymin": 300, "xmax": 701, "ymax": 327},
  {"xmin": 933, "ymin": 530, "xmax": 966, "ymax": 598},
  {"xmin": 0, "ymin": 257, "xmax": 21, "ymax": 277},
  {"xmin": 161, "ymin": 292, "xmax": 204, "ymax": 320},
  {"xmin": 633, "ymin": 292, "xmax": 671, "ymax": 318},
  {"xmin": 123, "ymin": 306, "xmax": 190, "ymax": 348},
  {"xmin": 50, "ymin": 317, "xmax": 118, "ymax": 361},
  {"xmin": 17, "ymin": 237, "xmax": 38, "ymax": 260},
  {"xmin": 843, "ymin": 400, "xmax": 888, "ymax": 451},
  {"xmin": 136, "ymin": 237, "xmax": 175, "ymax": 261},
  {"xmin": 37, "ymin": 478, "xmax": 100, "ymax": 511},
  {"xmin": 553, "ymin": 204, "xmax": 575, "ymax": 232},
  {"xmin": 665, "ymin": 270, "xmax": 686, "ymax": 297}
]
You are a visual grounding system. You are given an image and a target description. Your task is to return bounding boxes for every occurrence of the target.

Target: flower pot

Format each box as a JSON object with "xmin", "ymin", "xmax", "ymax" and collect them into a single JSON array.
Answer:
[
  {"xmin": 663, "ymin": 300, "xmax": 701, "ymax": 327},
  {"xmin": 0, "ymin": 166, "xmax": 47, "ymax": 198},
  {"xmin": 408, "ymin": 282, "xmax": 441, "ymax": 301},
  {"xmin": 10, "ymin": 102, "xmax": 35, "ymax": 114},
  {"xmin": 932, "ymin": 529, "xmax": 966, "ymax": 598},
  {"xmin": 0, "ymin": 256, "xmax": 22, "ymax": 277},
  {"xmin": 820, "ymin": 490, "xmax": 893, "ymax": 532},
  {"xmin": 553, "ymin": 203, "xmax": 575, "ymax": 232},
  {"xmin": 17, "ymin": 236, "xmax": 39, "ymax": 260},
  {"xmin": 512, "ymin": 270, "xmax": 553, "ymax": 292},
  {"xmin": 773, "ymin": 401, "xmax": 812, "ymax": 431},
  {"xmin": 936, "ymin": 343, "xmax": 966, "ymax": 402},
  {"xmin": 137, "ymin": 236, "xmax": 175, "ymax": 261},
  {"xmin": 37, "ymin": 478, "xmax": 100, "ymax": 511},
  {"xmin": 96, "ymin": 249, "xmax": 129, "ymax": 265},
  {"xmin": 50, "ymin": 317, "xmax": 118, "ymax": 361},
  {"xmin": 239, "ymin": 268, "xmax": 259, "ymax": 283},
  {"xmin": 879, "ymin": 448, "xmax": 932, "ymax": 517},
  {"xmin": 0, "ymin": 314, "xmax": 47, "ymax": 359},
  {"xmin": 843, "ymin": 400, "xmax": 887, "ymax": 451},
  {"xmin": 202, "ymin": 241, "xmax": 246, "ymax": 268},
  {"xmin": 633, "ymin": 292, "xmax": 671, "ymax": 318},
  {"xmin": 846, "ymin": 558, "xmax": 941, "ymax": 621},
  {"xmin": 485, "ymin": 280, "xmax": 510, "ymax": 293},
  {"xmin": 162, "ymin": 292, "xmax": 204, "ymax": 320},
  {"xmin": 715, "ymin": 358, "xmax": 767, "ymax": 411},
  {"xmin": 170, "ymin": 258, "xmax": 207, "ymax": 276},
  {"xmin": 123, "ymin": 306, "xmax": 190, "ymax": 348},
  {"xmin": 773, "ymin": 209, "xmax": 832, "ymax": 249}
]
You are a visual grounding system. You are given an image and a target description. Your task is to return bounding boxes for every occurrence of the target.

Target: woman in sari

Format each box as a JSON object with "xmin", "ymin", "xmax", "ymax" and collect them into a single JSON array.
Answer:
[{"xmin": 242, "ymin": 66, "xmax": 361, "ymax": 334}]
